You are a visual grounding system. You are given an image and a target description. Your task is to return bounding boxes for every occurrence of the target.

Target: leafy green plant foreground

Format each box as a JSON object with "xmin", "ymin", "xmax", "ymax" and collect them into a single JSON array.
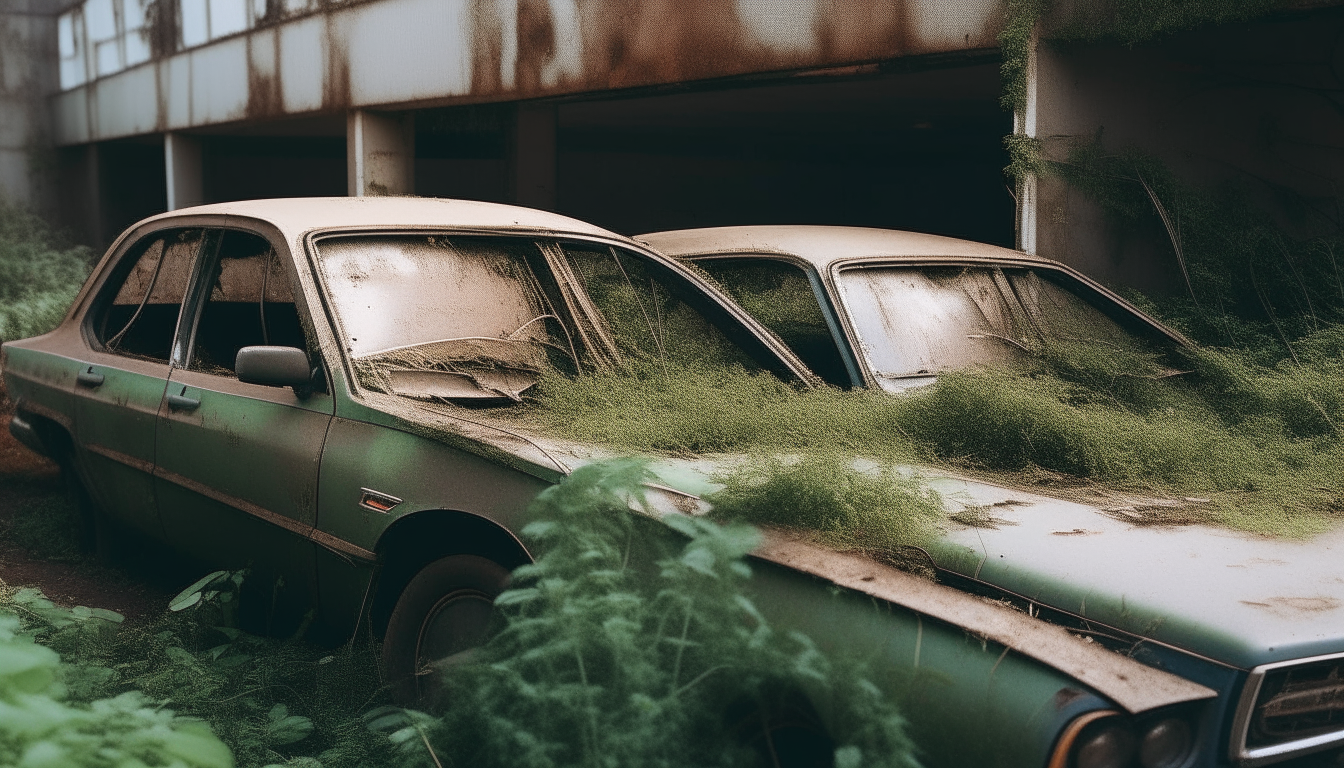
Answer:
[
  {"xmin": 0, "ymin": 588, "xmax": 234, "ymax": 768},
  {"xmin": 6, "ymin": 464, "xmax": 920, "ymax": 768},
  {"xmin": 379, "ymin": 459, "xmax": 918, "ymax": 768},
  {"xmin": 0, "ymin": 202, "xmax": 92, "ymax": 343},
  {"xmin": 1, "ymin": 577, "xmax": 387, "ymax": 768}
]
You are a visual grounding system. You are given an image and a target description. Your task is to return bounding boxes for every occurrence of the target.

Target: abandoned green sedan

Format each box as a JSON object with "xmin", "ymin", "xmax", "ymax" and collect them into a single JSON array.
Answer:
[
  {"xmin": 4, "ymin": 200, "xmax": 1242, "ymax": 767},
  {"xmin": 639, "ymin": 224, "xmax": 1344, "ymax": 768}
]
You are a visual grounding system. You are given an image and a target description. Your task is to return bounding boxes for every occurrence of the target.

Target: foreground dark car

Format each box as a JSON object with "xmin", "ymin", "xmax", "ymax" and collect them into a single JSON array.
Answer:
[{"xmin": 4, "ymin": 200, "xmax": 1222, "ymax": 767}]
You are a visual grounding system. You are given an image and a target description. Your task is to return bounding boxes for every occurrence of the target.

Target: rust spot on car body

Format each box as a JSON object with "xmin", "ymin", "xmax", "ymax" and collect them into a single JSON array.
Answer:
[{"xmin": 1241, "ymin": 597, "xmax": 1342, "ymax": 617}]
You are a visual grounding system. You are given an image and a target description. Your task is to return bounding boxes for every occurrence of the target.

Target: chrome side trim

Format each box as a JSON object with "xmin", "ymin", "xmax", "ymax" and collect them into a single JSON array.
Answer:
[
  {"xmin": 310, "ymin": 529, "xmax": 376, "ymax": 563},
  {"xmin": 86, "ymin": 442, "xmax": 155, "ymax": 474},
  {"xmin": 1229, "ymin": 650, "xmax": 1344, "ymax": 767},
  {"xmin": 154, "ymin": 465, "xmax": 375, "ymax": 564}
]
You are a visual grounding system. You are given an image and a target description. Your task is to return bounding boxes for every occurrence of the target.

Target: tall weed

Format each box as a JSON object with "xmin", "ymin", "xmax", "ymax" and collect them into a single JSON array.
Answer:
[{"xmin": 385, "ymin": 459, "xmax": 919, "ymax": 768}]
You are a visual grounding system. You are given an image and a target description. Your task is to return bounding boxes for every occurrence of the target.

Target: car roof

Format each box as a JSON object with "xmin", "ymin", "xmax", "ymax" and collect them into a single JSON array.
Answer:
[
  {"xmin": 142, "ymin": 197, "xmax": 621, "ymax": 240},
  {"xmin": 637, "ymin": 225, "xmax": 1052, "ymax": 269}
]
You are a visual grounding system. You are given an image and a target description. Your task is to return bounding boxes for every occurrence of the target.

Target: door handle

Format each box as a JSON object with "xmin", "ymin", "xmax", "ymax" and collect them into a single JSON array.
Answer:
[
  {"xmin": 76, "ymin": 367, "xmax": 104, "ymax": 388},
  {"xmin": 166, "ymin": 387, "xmax": 200, "ymax": 411}
]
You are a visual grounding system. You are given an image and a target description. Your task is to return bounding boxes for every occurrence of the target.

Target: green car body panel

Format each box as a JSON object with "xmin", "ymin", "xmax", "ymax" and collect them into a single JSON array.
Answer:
[{"xmin": 4, "ymin": 201, "xmax": 1228, "ymax": 768}]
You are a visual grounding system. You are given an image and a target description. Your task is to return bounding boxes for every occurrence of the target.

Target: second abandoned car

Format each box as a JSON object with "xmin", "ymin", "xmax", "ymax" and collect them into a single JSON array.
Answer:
[{"xmin": 2, "ymin": 199, "xmax": 1314, "ymax": 768}]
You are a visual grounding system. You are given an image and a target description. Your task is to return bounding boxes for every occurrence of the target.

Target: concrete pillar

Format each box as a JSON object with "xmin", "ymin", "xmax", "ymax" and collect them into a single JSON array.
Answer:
[
  {"xmin": 164, "ymin": 133, "xmax": 204, "ymax": 210},
  {"xmin": 1013, "ymin": 29, "xmax": 1039, "ymax": 256},
  {"xmin": 513, "ymin": 103, "xmax": 556, "ymax": 211},
  {"xmin": 347, "ymin": 110, "xmax": 414, "ymax": 197}
]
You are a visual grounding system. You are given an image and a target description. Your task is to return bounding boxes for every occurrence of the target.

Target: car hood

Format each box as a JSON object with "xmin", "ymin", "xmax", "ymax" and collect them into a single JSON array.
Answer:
[
  {"xmin": 629, "ymin": 455, "xmax": 1344, "ymax": 672},
  {"xmin": 387, "ymin": 399, "xmax": 1344, "ymax": 672}
]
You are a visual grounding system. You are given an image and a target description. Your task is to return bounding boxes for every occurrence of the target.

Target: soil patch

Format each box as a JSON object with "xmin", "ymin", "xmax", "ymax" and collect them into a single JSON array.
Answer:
[{"xmin": 0, "ymin": 387, "xmax": 180, "ymax": 620}]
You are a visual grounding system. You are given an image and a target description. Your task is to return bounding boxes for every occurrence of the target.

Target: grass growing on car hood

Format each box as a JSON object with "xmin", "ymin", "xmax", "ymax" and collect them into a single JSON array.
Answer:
[{"xmin": 526, "ymin": 335, "xmax": 1344, "ymax": 539}]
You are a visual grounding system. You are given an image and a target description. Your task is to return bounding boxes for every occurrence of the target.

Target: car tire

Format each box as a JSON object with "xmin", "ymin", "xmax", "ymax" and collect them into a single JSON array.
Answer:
[
  {"xmin": 56, "ymin": 457, "xmax": 124, "ymax": 562},
  {"xmin": 381, "ymin": 554, "xmax": 511, "ymax": 706}
]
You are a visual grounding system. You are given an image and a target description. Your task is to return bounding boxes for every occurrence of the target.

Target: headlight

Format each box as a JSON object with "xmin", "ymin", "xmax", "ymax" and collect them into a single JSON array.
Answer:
[
  {"xmin": 1075, "ymin": 721, "xmax": 1136, "ymax": 768},
  {"xmin": 1139, "ymin": 718, "xmax": 1192, "ymax": 768},
  {"xmin": 1049, "ymin": 710, "xmax": 1197, "ymax": 768}
]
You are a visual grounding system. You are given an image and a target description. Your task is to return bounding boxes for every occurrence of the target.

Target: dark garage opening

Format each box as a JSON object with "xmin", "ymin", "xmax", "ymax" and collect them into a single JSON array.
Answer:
[
  {"xmin": 554, "ymin": 60, "xmax": 1013, "ymax": 245},
  {"xmin": 203, "ymin": 133, "xmax": 346, "ymax": 204}
]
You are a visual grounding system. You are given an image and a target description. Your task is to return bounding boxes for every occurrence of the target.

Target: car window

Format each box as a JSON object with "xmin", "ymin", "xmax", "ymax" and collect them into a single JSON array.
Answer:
[
  {"xmin": 95, "ymin": 228, "xmax": 202, "ymax": 362},
  {"xmin": 691, "ymin": 258, "xmax": 849, "ymax": 387},
  {"xmin": 315, "ymin": 235, "xmax": 771, "ymax": 403},
  {"xmin": 318, "ymin": 235, "xmax": 581, "ymax": 402},
  {"xmin": 837, "ymin": 264, "xmax": 1151, "ymax": 391},
  {"xmin": 185, "ymin": 229, "xmax": 306, "ymax": 376},
  {"xmin": 561, "ymin": 244, "xmax": 758, "ymax": 372}
]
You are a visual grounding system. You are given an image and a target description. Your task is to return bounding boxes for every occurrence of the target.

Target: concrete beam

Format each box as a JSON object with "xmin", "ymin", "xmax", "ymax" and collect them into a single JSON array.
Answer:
[
  {"xmin": 51, "ymin": 0, "xmax": 1006, "ymax": 146},
  {"xmin": 513, "ymin": 103, "xmax": 556, "ymax": 211},
  {"xmin": 164, "ymin": 132, "xmax": 203, "ymax": 210},
  {"xmin": 347, "ymin": 110, "xmax": 414, "ymax": 197}
]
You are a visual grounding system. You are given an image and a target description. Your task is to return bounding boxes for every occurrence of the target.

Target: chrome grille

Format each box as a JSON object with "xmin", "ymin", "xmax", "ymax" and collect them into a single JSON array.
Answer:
[
  {"xmin": 1234, "ymin": 652, "xmax": 1344, "ymax": 767},
  {"xmin": 1250, "ymin": 660, "xmax": 1344, "ymax": 747}
]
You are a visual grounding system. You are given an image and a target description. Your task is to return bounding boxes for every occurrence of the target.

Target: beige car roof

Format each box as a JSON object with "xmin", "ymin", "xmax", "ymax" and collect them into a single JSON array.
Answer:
[
  {"xmin": 638, "ymin": 225, "xmax": 1052, "ymax": 269},
  {"xmin": 140, "ymin": 197, "xmax": 621, "ymax": 240}
]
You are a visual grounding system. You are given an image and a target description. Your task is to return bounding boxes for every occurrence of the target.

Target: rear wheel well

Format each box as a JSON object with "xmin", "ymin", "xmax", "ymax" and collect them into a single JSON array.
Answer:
[
  {"xmin": 16, "ymin": 409, "xmax": 74, "ymax": 464},
  {"xmin": 370, "ymin": 511, "xmax": 531, "ymax": 640}
]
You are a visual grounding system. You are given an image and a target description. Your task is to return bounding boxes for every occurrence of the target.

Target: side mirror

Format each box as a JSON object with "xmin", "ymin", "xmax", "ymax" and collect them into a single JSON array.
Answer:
[{"xmin": 236, "ymin": 346, "xmax": 311, "ymax": 389}]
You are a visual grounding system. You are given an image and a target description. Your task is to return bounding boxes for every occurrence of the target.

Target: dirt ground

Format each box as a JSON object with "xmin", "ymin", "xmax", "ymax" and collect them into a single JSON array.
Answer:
[{"xmin": 0, "ymin": 388, "xmax": 179, "ymax": 620}]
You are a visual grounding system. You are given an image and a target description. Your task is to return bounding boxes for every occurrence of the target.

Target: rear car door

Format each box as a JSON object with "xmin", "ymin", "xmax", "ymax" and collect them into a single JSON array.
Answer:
[
  {"xmin": 154, "ymin": 227, "xmax": 334, "ymax": 616},
  {"xmin": 73, "ymin": 228, "xmax": 202, "ymax": 537}
]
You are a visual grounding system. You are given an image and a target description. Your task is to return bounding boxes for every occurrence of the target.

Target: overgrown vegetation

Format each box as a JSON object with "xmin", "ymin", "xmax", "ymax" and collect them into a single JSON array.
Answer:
[
  {"xmin": 0, "ymin": 202, "xmax": 92, "ymax": 343},
  {"xmin": 1, "ymin": 571, "xmax": 387, "ymax": 768},
  {"xmin": 0, "ymin": 589, "xmax": 233, "ymax": 768},
  {"xmin": 5, "ymin": 462, "xmax": 922, "ymax": 768},
  {"xmin": 379, "ymin": 459, "xmax": 918, "ymax": 768},
  {"xmin": 527, "ymin": 328, "xmax": 1344, "ymax": 538}
]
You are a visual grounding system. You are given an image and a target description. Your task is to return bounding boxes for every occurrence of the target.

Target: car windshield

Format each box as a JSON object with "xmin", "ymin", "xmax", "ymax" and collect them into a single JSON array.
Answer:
[
  {"xmin": 316, "ymin": 234, "xmax": 761, "ymax": 402},
  {"xmin": 836, "ymin": 264, "xmax": 1151, "ymax": 392}
]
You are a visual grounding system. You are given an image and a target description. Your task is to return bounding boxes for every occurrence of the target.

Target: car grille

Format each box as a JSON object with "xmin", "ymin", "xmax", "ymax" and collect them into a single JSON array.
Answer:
[{"xmin": 1235, "ymin": 653, "xmax": 1344, "ymax": 766}]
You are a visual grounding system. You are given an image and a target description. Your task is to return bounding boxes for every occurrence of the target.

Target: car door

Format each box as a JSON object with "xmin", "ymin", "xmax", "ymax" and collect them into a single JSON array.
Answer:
[
  {"xmin": 72, "ymin": 227, "xmax": 202, "ymax": 537},
  {"xmin": 154, "ymin": 226, "xmax": 334, "ymax": 615}
]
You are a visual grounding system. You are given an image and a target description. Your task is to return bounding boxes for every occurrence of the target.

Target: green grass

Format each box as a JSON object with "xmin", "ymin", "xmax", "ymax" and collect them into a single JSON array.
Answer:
[
  {"xmin": 0, "ymin": 202, "xmax": 93, "ymax": 343},
  {"xmin": 524, "ymin": 330, "xmax": 1344, "ymax": 539}
]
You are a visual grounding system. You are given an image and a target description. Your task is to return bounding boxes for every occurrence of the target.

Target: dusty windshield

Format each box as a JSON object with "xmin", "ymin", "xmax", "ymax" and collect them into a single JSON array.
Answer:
[
  {"xmin": 318, "ymin": 235, "xmax": 584, "ymax": 402},
  {"xmin": 317, "ymin": 235, "xmax": 761, "ymax": 403},
  {"xmin": 837, "ymin": 265, "xmax": 1149, "ymax": 392}
]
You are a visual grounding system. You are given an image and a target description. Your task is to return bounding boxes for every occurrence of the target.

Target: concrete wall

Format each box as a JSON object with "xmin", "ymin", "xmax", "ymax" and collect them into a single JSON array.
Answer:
[
  {"xmin": 0, "ymin": 0, "xmax": 67, "ymax": 216},
  {"xmin": 50, "ymin": 0, "xmax": 1005, "ymax": 145},
  {"xmin": 1023, "ymin": 5, "xmax": 1344, "ymax": 293}
]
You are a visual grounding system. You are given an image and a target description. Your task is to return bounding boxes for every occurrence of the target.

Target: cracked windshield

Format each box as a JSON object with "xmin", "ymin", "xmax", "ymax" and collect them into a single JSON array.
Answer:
[
  {"xmin": 318, "ymin": 235, "xmax": 754, "ymax": 402},
  {"xmin": 837, "ymin": 265, "xmax": 1152, "ymax": 391}
]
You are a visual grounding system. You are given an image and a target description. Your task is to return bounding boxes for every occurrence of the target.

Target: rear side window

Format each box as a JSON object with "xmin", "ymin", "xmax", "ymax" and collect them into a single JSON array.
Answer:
[
  {"xmin": 185, "ymin": 229, "xmax": 306, "ymax": 376},
  {"xmin": 562, "ymin": 245, "xmax": 759, "ymax": 372},
  {"xmin": 95, "ymin": 228, "xmax": 202, "ymax": 362},
  {"xmin": 692, "ymin": 258, "xmax": 849, "ymax": 387}
]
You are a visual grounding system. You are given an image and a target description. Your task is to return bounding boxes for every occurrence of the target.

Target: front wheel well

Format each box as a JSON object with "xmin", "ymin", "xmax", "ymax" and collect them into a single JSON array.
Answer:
[{"xmin": 369, "ymin": 510, "xmax": 531, "ymax": 640}]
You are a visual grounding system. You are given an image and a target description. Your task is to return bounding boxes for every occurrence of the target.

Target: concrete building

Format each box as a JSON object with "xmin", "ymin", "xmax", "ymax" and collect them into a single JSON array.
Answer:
[{"xmin": 2, "ymin": 0, "xmax": 1342, "ymax": 293}]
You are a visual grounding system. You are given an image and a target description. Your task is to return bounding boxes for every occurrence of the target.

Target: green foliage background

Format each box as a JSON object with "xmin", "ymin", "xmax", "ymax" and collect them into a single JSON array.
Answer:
[{"xmin": 0, "ymin": 203, "xmax": 92, "ymax": 344}]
